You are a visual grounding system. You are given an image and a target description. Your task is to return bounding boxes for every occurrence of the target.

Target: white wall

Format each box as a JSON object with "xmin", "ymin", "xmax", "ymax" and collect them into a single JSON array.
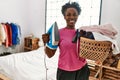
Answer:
[
  {"xmin": 101, "ymin": 0, "xmax": 120, "ymax": 48},
  {"xmin": 0, "ymin": 0, "xmax": 120, "ymax": 52},
  {"xmin": 0, "ymin": 0, "xmax": 45, "ymax": 52}
]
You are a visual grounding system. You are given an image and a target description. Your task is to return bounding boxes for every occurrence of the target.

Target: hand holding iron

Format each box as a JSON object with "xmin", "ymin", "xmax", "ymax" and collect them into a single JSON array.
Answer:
[{"xmin": 42, "ymin": 33, "xmax": 49, "ymax": 45}]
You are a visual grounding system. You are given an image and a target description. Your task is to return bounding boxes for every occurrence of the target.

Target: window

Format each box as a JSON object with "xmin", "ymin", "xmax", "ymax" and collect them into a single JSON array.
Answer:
[{"xmin": 46, "ymin": 0, "xmax": 102, "ymax": 31}]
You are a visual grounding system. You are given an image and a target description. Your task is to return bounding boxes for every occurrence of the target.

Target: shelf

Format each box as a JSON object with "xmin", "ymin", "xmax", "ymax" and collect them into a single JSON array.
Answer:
[
  {"xmin": 24, "ymin": 37, "xmax": 40, "ymax": 51},
  {"xmin": 102, "ymin": 66, "xmax": 120, "ymax": 80},
  {"xmin": 102, "ymin": 65, "xmax": 120, "ymax": 71},
  {"xmin": 89, "ymin": 64, "xmax": 120, "ymax": 80}
]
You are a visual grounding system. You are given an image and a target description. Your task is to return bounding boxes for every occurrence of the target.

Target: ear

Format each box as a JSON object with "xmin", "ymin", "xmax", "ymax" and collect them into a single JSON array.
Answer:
[{"xmin": 64, "ymin": 16, "xmax": 66, "ymax": 19}]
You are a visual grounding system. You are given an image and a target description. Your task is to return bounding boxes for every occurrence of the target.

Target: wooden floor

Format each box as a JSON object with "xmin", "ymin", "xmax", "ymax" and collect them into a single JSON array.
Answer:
[
  {"xmin": 0, "ymin": 74, "xmax": 99, "ymax": 80},
  {"xmin": 0, "ymin": 74, "xmax": 11, "ymax": 80}
]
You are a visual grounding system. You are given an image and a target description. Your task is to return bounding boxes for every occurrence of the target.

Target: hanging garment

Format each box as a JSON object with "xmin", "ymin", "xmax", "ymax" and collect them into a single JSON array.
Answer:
[
  {"xmin": 10, "ymin": 23, "xmax": 19, "ymax": 45},
  {"xmin": 5, "ymin": 23, "xmax": 12, "ymax": 47},
  {"xmin": 14, "ymin": 23, "xmax": 21, "ymax": 44},
  {"xmin": 0, "ymin": 23, "xmax": 6, "ymax": 45}
]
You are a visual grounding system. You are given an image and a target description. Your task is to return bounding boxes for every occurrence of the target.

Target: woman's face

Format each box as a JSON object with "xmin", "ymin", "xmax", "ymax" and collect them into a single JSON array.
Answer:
[{"xmin": 64, "ymin": 8, "xmax": 79, "ymax": 29}]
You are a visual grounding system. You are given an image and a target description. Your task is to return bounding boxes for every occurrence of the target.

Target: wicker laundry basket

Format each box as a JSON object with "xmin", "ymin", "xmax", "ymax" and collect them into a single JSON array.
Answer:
[
  {"xmin": 79, "ymin": 37, "xmax": 112, "ymax": 63},
  {"xmin": 80, "ymin": 37, "xmax": 113, "ymax": 80}
]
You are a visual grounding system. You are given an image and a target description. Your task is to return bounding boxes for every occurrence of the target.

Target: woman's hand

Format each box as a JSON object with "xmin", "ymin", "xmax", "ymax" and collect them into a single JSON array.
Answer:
[{"xmin": 42, "ymin": 33, "xmax": 49, "ymax": 45}]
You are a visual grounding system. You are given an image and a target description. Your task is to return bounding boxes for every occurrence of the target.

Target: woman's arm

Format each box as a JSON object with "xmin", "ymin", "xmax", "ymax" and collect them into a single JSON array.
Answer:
[{"xmin": 42, "ymin": 33, "xmax": 49, "ymax": 45}]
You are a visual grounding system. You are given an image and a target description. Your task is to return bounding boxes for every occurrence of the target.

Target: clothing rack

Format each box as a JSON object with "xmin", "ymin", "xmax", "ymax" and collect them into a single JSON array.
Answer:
[{"xmin": 0, "ymin": 22, "xmax": 21, "ymax": 53}]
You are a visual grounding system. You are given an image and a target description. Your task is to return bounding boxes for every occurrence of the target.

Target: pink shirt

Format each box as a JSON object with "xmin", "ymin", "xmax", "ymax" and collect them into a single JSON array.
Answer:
[{"xmin": 58, "ymin": 28, "xmax": 86, "ymax": 71}]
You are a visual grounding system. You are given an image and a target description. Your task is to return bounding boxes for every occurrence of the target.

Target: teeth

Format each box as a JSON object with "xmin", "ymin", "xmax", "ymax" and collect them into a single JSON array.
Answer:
[{"xmin": 70, "ymin": 20, "xmax": 74, "ymax": 22}]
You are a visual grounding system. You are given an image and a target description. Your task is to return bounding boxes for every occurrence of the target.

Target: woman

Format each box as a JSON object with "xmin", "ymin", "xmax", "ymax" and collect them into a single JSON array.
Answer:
[{"xmin": 42, "ymin": 2, "xmax": 94, "ymax": 80}]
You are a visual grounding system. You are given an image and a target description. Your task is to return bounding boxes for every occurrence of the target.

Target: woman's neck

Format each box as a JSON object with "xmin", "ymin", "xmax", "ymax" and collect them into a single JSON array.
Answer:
[{"xmin": 66, "ymin": 26, "xmax": 75, "ymax": 29}]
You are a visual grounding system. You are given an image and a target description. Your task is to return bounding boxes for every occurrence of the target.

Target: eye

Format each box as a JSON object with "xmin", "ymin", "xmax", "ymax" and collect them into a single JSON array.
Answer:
[
  {"xmin": 66, "ymin": 13, "xmax": 71, "ymax": 16},
  {"xmin": 73, "ymin": 13, "xmax": 78, "ymax": 16},
  {"xmin": 65, "ymin": 12, "xmax": 78, "ymax": 17}
]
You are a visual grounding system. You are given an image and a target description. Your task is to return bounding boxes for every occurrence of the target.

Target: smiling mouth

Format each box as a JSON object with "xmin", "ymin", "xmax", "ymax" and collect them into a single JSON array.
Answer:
[
  {"xmin": 70, "ymin": 20, "xmax": 75, "ymax": 22},
  {"xmin": 69, "ymin": 20, "xmax": 76, "ymax": 24}
]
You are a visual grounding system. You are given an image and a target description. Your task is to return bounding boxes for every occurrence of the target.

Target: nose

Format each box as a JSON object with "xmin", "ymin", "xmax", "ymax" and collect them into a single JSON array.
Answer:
[{"xmin": 70, "ymin": 15, "xmax": 75, "ymax": 19}]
